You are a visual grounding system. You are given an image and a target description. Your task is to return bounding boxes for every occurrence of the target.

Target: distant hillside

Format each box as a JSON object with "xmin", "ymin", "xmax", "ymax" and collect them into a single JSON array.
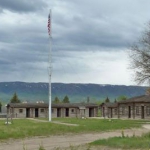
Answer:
[{"xmin": 0, "ymin": 82, "xmax": 147, "ymax": 103}]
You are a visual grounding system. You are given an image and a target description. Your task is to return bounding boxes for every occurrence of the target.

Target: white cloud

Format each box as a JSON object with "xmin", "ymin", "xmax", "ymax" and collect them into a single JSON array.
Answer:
[{"xmin": 51, "ymin": 49, "xmax": 135, "ymax": 85}]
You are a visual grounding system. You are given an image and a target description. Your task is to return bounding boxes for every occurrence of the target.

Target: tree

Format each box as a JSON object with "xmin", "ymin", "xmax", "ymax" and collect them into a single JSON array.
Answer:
[
  {"xmin": 62, "ymin": 95, "xmax": 70, "ymax": 103},
  {"xmin": 114, "ymin": 99, "xmax": 117, "ymax": 103},
  {"xmin": 10, "ymin": 92, "xmax": 20, "ymax": 103},
  {"xmin": 105, "ymin": 97, "xmax": 110, "ymax": 103},
  {"xmin": 129, "ymin": 22, "xmax": 150, "ymax": 85},
  {"xmin": 53, "ymin": 96, "xmax": 60, "ymax": 103},
  {"xmin": 117, "ymin": 95, "xmax": 128, "ymax": 101}
]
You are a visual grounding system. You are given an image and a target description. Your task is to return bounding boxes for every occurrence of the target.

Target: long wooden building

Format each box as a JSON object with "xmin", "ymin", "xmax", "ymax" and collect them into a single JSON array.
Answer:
[{"xmin": 6, "ymin": 102, "xmax": 98, "ymax": 118}]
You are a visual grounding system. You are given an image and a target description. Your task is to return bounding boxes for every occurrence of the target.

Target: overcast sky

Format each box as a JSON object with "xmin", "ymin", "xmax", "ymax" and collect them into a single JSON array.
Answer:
[{"xmin": 0, "ymin": 0, "xmax": 150, "ymax": 85}]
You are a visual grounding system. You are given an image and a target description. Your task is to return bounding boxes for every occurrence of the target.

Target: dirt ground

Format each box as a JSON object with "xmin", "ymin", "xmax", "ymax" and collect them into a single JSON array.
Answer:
[{"xmin": 0, "ymin": 120, "xmax": 150, "ymax": 150}]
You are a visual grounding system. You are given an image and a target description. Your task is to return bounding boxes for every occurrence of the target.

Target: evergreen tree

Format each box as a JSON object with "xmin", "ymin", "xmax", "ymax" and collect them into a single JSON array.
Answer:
[
  {"xmin": 10, "ymin": 92, "xmax": 20, "ymax": 103},
  {"xmin": 53, "ymin": 96, "xmax": 60, "ymax": 103},
  {"xmin": 62, "ymin": 95, "xmax": 70, "ymax": 103},
  {"xmin": 114, "ymin": 99, "xmax": 117, "ymax": 103},
  {"xmin": 105, "ymin": 97, "xmax": 110, "ymax": 103}
]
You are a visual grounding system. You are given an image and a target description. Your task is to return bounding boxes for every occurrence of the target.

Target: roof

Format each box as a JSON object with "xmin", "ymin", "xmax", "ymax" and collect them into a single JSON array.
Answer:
[
  {"xmin": 7, "ymin": 102, "xmax": 98, "ymax": 108},
  {"xmin": 118, "ymin": 95, "xmax": 150, "ymax": 104},
  {"xmin": 100, "ymin": 102, "xmax": 118, "ymax": 108},
  {"xmin": 7, "ymin": 103, "xmax": 48, "ymax": 108},
  {"xmin": 52, "ymin": 103, "xmax": 98, "ymax": 108}
]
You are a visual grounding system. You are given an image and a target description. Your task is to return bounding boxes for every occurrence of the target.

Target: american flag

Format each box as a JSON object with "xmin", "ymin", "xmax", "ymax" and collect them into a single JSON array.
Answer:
[{"xmin": 47, "ymin": 13, "xmax": 51, "ymax": 36}]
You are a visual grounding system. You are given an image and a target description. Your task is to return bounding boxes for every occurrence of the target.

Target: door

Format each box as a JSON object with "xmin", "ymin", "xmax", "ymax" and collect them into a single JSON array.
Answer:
[
  {"xmin": 89, "ymin": 108, "xmax": 94, "ymax": 117},
  {"xmin": 103, "ymin": 107, "xmax": 105, "ymax": 117},
  {"xmin": 141, "ymin": 106, "xmax": 144, "ymax": 119},
  {"xmin": 26, "ymin": 108, "xmax": 30, "ymax": 118},
  {"xmin": 57, "ymin": 108, "xmax": 61, "ymax": 117},
  {"xmin": 110, "ymin": 108, "xmax": 113, "ymax": 118},
  {"xmin": 35, "ymin": 108, "xmax": 39, "ymax": 117},
  {"xmin": 128, "ymin": 106, "xmax": 131, "ymax": 118},
  {"xmin": 65, "ymin": 108, "xmax": 69, "ymax": 117}
]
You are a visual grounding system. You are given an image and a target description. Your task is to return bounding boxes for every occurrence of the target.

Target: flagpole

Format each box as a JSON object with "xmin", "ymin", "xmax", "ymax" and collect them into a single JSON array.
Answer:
[{"xmin": 48, "ymin": 9, "xmax": 52, "ymax": 121}]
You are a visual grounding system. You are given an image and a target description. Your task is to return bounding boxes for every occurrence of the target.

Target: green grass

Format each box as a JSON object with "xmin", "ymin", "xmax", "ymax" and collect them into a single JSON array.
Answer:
[
  {"xmin": 0, "ymin": 118, "xmax": 147, "ymax": 140},
  {"xmin": 52, "ymin": 118, "xmax": 146, "ymax": 131},
  {"xmin": 90, "ymin": 131, "xmax": 150, "ymax": 149}
]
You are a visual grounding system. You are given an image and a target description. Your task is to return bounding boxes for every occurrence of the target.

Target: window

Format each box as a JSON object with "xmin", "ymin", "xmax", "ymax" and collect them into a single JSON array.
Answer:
[
  {"xmin": 19, "ymin": 109, "xmax": 23, "ymax": 113},
  {"xmin": 136, "ymin": 106, "xmax": 140, "ymax": 115},
  {"xmin": 146, "ymin": 106, "xmax": 150, "ymax": 115},
  {"xmin": 71, "ymin": 109, "xmax": 74, "ymax": 113},
  {"xmin": 41, "ymin": 109, "xmax": 44, "ymax": 113}
]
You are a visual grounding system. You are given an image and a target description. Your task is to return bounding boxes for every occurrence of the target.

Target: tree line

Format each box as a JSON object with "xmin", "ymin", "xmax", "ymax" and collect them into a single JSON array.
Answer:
[
  {"xmin": 0, "ymin": 93, "xmax": 70, "ymax": 113},
  {"xmin": 103, "ymin": 95, "xmax": 128, "ymax": 103},
  {"xmin": 0, "ymin": 92, "xmax": 129, "ymax": 107},
  {"xmin": 52, "ymin": 95, "xmax": 70, "ymax": 103},
  {"xmin": 7, "ymin": 92, "xmax": 70, "ymax": 104}
]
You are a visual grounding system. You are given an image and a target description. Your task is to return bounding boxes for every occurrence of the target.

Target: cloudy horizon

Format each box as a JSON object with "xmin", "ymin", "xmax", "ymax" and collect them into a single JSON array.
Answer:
[{"xmin": 0, "ymin": 0, "xmax": 150, "ymax": 86}]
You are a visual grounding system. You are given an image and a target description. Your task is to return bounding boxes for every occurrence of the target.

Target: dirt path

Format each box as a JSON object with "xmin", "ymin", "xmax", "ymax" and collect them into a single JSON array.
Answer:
[
  {"xmin": 0, "ymin": 125, "xmax": 149, "ymax": 150},
  {"xmin": 27, "ymin": 118, "xmax": 79, "ymax": 126}
]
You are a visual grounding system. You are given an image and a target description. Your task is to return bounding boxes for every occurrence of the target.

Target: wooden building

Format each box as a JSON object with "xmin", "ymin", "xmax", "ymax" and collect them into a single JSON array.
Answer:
[
  {"xmin": 100, "ymin": 102, "xmax": 118, "ymax": 118},
  {"xmin": 118, "ymin": 95, "xmax": 150, "ymax": 119},
  {"xmin": 100, "ymin": 94, "xmax": 150, "ymax": 119},
  {"xmin": 6, "ymin": 102, "xmax": 98, "ymax": 118}
]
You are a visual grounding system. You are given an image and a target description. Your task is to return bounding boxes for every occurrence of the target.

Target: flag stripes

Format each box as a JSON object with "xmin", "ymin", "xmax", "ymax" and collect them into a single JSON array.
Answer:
[{"xmin": 47, "ymin": 13, "xmax": 51, "ymax": 35}]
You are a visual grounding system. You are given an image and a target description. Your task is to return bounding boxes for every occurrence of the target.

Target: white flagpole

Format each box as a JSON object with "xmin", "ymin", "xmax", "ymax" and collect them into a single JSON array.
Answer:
[{"xmin": 48, "ymin": 9, "xmax": 52, "ymax": 121}]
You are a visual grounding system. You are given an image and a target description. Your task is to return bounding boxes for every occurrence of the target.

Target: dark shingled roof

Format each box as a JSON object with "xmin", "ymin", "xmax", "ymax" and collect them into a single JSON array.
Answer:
[
  {"xmin": 118, "ymin": 95, "xmax": 150, "ymax": 104},
  {"xmin": 7, "ymin": 103, "xmax": 48, "ymax": 108},
  {"xmin": 7, "ymin": 103, "xmax": 98, "ymax": 108},
  {"xmin": 100, "ymin": 102, "xmax": 118, "ymax": 108}
]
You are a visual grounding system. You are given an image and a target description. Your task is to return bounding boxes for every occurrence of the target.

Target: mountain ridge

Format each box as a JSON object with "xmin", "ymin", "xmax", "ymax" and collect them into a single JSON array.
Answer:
[{"xmin": 0, "ymin": 81, "xmax": 148, "ymax": 103}]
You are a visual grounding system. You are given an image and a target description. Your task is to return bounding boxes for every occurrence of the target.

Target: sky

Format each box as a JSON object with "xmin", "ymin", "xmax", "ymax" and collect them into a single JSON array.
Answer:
[{"xmin": 0, "ymin": 0, "xmax": 150, "ymax": 85}]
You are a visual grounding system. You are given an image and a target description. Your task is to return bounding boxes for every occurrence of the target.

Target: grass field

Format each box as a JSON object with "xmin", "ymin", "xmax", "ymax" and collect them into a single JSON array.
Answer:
[
  {"xmin": 0, "ymin": 118, "xmax": 147, "ymax": 140},
  {"xmin": 90, "ymin": 132, "xmax": 150, "ymax": 149}
]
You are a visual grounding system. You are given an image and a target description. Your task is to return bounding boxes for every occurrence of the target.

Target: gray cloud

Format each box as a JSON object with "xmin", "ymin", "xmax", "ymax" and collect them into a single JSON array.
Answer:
[
  {"xmin": 0, "ymin": 0, "xmax": 150, "ymax": 84},
  {"xmin": 0, "ymin": 0, "xmax": 47, "ymax": 13}
]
